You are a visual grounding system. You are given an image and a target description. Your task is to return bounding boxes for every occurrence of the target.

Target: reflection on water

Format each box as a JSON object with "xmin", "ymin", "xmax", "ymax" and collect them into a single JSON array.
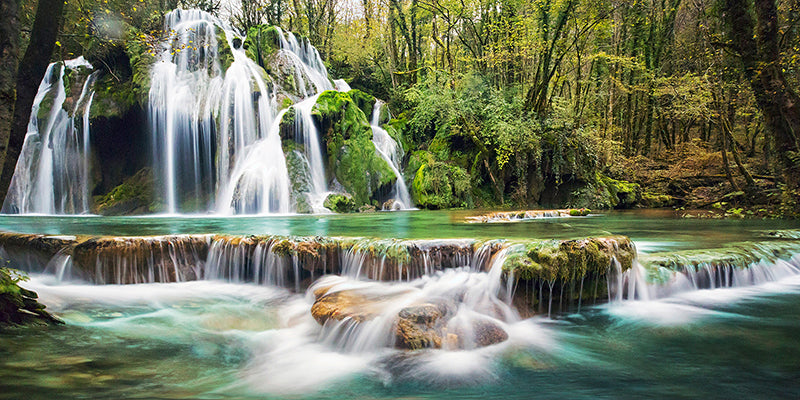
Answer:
[{"xmin": 0, "ymin": 210, "xmax": 797, "ymax": 251}]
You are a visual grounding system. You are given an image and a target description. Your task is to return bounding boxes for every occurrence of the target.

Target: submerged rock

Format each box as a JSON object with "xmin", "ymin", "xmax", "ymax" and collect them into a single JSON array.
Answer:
[
  {"xmin": 311, "ymin": 286, "xmax": 508, "ymax": 350},
  {"xmin": 466, "ymin": 209, "xmax": 591, "ymax": 223}
]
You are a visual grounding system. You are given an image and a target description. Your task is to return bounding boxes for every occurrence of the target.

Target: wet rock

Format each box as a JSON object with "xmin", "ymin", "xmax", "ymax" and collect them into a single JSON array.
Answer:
[
  {"xmin": 310, "ymin": 291, "xmax": 508, "ymax": 350},
  {"xmin": 466, "ymin": 319, "xmax": 508, "ymax": 347},
  {"xmin": 323, "ymin": 193, "xmax": 356, "ymax": 213},
  {"xmin": 311, "ymin": 289, "xmax": 377, "ymax": 325},
  {"xmin": 0, "ymin": 233, "xmax": 77, "ymax": 272},
  {"xmin": 71, "ymin": 235, "xmax": 210, "ymax": 284},
  {"xmin": 1, "ymin": 268, "xmax": 63, "ymax": 328},
  {"xmin": 395, "ymin": 303, "xmax": 447, "ymax": 349},
  {"xmin": 381, "ymin": 199, "xmax": 396, "ymax": 211}
]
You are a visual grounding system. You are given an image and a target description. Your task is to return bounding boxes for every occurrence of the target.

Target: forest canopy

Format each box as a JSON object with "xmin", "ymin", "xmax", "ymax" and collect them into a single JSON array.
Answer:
[{"xmin": 4, "ymin": 0, "xmax": 800, "ymax": 216}]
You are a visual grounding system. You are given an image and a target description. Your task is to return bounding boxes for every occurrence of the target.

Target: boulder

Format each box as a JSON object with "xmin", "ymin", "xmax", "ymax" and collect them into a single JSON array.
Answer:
[
  {"xmin": 310, "ymin": 288, "xmax": 508, "ymax": 350},
  {"xmin": 1, "ymin": 268, "xmax": 63, "ymax": 328}
]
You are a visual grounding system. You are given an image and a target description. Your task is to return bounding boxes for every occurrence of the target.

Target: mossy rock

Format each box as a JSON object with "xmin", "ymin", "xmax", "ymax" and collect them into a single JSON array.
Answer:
[
  {"xmin": 600, "ymin": 175, "xmax": 641, "ymax": 209},
  {"xmin": 243, "ymin": 24, "xmax": 281, "ymax": 69},
  {"xmin": 411, "ymin": 161, "xmax": 473, "ymax": 209},
  {"xmin": 1, "ymin": 268, "xmax": 63, "ymax": 328},
  {"xmin": 347, "ymin": 89, "xmax": 376, "ymax": 119},
  {"xmin": 94, "ymin": 168, "xmax": 159, "ymax": 215},
  {"xmin": 311, "ymin": 91, "xmax": 395, "ymax": 205},
  {"xmin": 641, "ymin": 192, "xmax": 675, "ymax": 208},
  {"xmin": 324, "ymin": 193, "xmax": 356, "ymax": 213},
  {"xmin": 216, "ymin": 28, "xmax": 235, "ymax": 72},
  {"xmin": 282, "ymin": 142, "xmax": 313, "ymax": 213},
  {"xmin": 86, "ymin": 26, "xmax": 154, "ymax": 120},
  {"xmin": 569, "ymin": 174, "xmax": 641, "ymax": 209}
]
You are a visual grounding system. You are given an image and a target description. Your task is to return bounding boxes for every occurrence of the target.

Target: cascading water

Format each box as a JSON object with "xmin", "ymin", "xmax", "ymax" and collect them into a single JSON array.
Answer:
[
  {"xmin": 291, "ymin": 94, "xmax": 332, "ymax": 211},
  {"xmin": 149, "ymin": 9, "xmax": 292, "ymax": 214},
  {"xmin": 609, "ymin": 241, "xmax": 800, "ymax": 301},
  {"xmin": 149, "ymin": 10, "xmax": 340, "ymax": 215},
  {"xmin": 274, "ymin": 27, "xmax": 334, "ymax": 95},
  {"xmin": 370, "ymin": 101, "xmax": 411, "ymax": 210},
  {"xmin": 3, "ymin": 58, "xmax": 97, "ymax": 215}
]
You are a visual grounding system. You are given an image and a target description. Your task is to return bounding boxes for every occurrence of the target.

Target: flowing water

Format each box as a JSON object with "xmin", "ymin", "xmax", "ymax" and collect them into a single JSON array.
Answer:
[
  {"xmin": 2, "ymin": 59, "xmax": 97, "ymax": 215},
  {"xmin": 1, "ymin": 211, "xmax": 800, "ymax": 399},
  {"xmin": 371, "ymin": 101, "xmax": 412, "ymax": 210}
]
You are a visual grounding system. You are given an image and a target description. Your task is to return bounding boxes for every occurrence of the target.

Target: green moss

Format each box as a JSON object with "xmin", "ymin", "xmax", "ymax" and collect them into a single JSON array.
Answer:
[
  {"xmin": 94, "ymin": 168, "xmax": 159, "ymax": 215},
  {"xmin": 216, "ymin": 28, "xmax": 235, "ymax": 72},
  {"xmin": 569, "ymin": 173, "xmax": 641, "ymax": 209},
  {"xmin": 569, "ymin": 208, "xmax": 591, "ymax": 216},
  {"xmin": 411, "ymin": 161, "xmax": 473, "ymax": 209},
  {"xmin": 243, "ymin": 25, "xmax": 281, "ymax": 69},
  {"xmin": 600, "ymin": 174, "xmax": 641, "ymax": 208},
  {"xmin": 281, "ymin": 97, "xmax": 294, "ymax": 110},
  {"xmin": 324, "ymin": 193, "xmax": 356, "ymax": 213},
  {"xmin": 641, "ymin": 192, "xmax": 674, "ymax": 208},
  {"xmin": 312, "ymin": 90, "xmax": 395, "ymax": 205},
  {"xmin": 1, "ymin": 268, "xmax": 62, "ymax": 327},
  {"xmin": 347, "ymin": 89, "xmax": 376, "ymax": 118},
  {"xmin": 503, "ymin": 236, "xmax": 633, "ymax": 282}
]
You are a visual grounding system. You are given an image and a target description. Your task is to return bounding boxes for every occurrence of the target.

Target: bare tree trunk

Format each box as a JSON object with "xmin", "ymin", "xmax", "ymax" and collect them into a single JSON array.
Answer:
[{"xmin": 0, "ymin": 0, "xmax": 65, "ymax": 202}]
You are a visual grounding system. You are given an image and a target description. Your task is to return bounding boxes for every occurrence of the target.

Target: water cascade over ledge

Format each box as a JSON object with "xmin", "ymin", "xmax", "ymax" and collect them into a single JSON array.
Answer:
[
  {"xmin": 371, "ymin": 101, "xmax": 412, "ymax": 210},
  {"xmin": 3, "ymin": 59, "xmax": 97, "ymax": 214},
  {"xmin": 3, "ymin": 231, "xmax": 800, "ymax": 317}
]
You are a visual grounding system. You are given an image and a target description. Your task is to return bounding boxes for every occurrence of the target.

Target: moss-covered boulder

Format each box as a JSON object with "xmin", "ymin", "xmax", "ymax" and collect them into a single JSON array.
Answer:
[
  {"xmin": 243, "ymin": 24, "xmax": 281, "ymax": 70},
  {"xmin": 503, "ymin": 236, "xmax": 635, "ymax": 315},
  {"xmin": 347, "ymin": 89, "xmax": 376, "ymax": 119},
  {"xmin": 312, "ymin": 91, "xmax": 396, "ymax": 205},
  {"xmin": 411, "ymin": 160, "xmax": 473, "ymax": 209},
  {"xmin": 94, "ymin": 168, "xmax": 159, "ymax": 215},
  {"xmin": 568, "ymin": 174, "xmax": 642, "ymax": 209},
  {"xmin": 282, "ymin": 143, "xmax": 314, "ymax": 214},
  {"xmin": 323, "ymin": 193, "xmax": 356, "ymax": 213},
  {"xmin": 217, "ymin": 28, "xmax": 235, "ymax": 72},
  {"xmin": 1, "ymin": 268, "xmax": 63, "ymax": 328}
]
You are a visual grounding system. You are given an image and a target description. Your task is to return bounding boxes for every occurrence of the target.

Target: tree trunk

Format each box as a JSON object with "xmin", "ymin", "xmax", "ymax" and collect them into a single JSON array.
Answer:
[
  {"xmin": 0, "ymin": 0, "xmax": 20, "ymax": 190},
  {"xmin": 724, "ymin": 0, "xmax": 800, "ymax": 189},
  {"xmin": 0, "ymin": 0, "xmax": 65, "ymax": 203}
]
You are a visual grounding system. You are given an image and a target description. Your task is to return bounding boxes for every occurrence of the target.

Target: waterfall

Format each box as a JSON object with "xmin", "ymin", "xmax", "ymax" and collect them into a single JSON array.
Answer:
[
  {"xmin": 370, "ymin": 101, "xmax": 412, "ymax": 210},
  {"xmin": 149, "ymin": 9, "xmax": 292, "ymax": 214},
  {"xmin": 292, "ymin": 94, "xmax": 332, "ymax": 212},
  {"xmin": 3, "ymin": 59, "xmax": 97, "ymax": 215},
  {"xmin": 148, "ymin": 9, "xmax": 343, "ymax": 215},
  {"xmin": 610, "ymin": 241, "xmax": 800, "ymax": 301},
  {"xmin": 274, "ymin": 27, "xmax": 334, "ymax": 94}
]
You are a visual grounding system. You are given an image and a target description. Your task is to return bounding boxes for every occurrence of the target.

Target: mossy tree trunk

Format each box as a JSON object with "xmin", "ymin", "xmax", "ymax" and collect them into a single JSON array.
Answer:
[
  {"xmin": 724, "ymin": 0, "xmax": 800, "ymax": 190},
  {"xmin": 0, "ymin": 0, "xmax": 20, "ymax": 195},
  {"xmin": 0, "ymin": 0, "xmax": 65, "ymax": 203}
]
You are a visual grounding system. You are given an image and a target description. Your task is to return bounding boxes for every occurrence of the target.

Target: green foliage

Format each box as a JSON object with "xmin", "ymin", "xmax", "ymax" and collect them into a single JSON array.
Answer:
[
  {"xmin": 312, "ymin": 91, "xmax": 395, "ymax": 205},
  {"xmin": 1, "ymin": 267, "xmax": 61, "ymax": 327},
  {"xmin": 323, "ymin": 193, "xmax": 356, "ymax": 213},
  {"xmin": 411, "ymin": 161, "xmax": 473, "ymax": 209}
]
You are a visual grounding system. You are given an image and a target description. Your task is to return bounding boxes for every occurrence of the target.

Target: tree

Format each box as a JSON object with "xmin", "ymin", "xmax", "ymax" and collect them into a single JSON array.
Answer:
[
  {"xmin": 0, "ymin": 0, "xmax": 66, "ymax": 203},
  {"xmin": 724, "ymin": 0, "xmax": 800, "ymax": 189},
  {"xmin": 0, "ymin": 0, "xmax": 20, "ymax": 186}
]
